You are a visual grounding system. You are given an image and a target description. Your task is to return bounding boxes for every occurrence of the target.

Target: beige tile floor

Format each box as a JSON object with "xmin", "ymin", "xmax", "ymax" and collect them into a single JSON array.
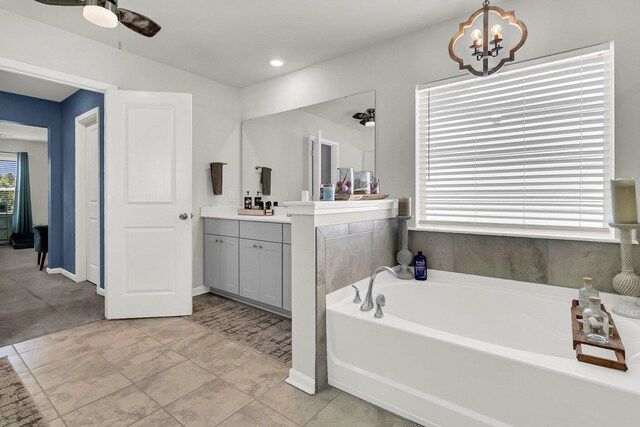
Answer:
[{"xmin": 1, "ymin": 316, "xmax": 419, "ymax": 426}]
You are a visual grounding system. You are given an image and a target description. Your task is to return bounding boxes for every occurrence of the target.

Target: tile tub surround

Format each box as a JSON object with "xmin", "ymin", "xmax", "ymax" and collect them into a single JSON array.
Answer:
[
  {"xmin": 315, "ymin": 218, "xmax": 399, "ymax": 389},
  {"xmin": 408, "ymin": 230, "xmax": 640, "ymax": 293}
]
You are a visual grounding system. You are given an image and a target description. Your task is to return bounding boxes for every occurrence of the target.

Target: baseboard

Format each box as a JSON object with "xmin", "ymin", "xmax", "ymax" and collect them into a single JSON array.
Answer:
[
  {"xmin": 46, "ymin": 267, "xmax": 78, "ymax": 282},
  {"xmin": 286, "ymin": 369, "xmax": 316, "ymax": 395},
  {"xmin": 192, "ymin": 285, "xmax": 211, "ymax": 296}
]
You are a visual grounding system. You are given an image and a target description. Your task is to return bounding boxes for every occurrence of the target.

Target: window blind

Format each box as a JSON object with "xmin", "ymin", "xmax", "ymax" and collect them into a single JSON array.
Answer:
[{"xmin": 416, "ymin": 46, "xmax": 613, "ymax": 237}]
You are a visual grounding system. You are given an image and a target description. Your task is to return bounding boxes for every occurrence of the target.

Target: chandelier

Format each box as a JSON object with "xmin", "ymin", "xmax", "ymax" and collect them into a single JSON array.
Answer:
[{"xmin": 448, "ymin": 0, "xmax": 527, "ymax": 77}]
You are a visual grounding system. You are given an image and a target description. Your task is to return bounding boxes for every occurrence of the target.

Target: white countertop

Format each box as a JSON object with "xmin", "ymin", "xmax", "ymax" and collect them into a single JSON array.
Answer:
[{"xmin": 200, "ymin": 206, "xmax": 291, "ymax": 223}]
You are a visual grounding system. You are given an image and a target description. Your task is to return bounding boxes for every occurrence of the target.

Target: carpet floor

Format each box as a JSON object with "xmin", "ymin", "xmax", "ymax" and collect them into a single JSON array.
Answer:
[
  {"xmin": 0, "ymin": 357, "xmax": 46, "ymax": 426},
  {"xmin": 189, "ymin": 293, "xmax": 292, "ymax": 363}
]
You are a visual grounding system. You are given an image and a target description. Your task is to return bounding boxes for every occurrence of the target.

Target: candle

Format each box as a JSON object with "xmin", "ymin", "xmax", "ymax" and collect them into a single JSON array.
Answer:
[
  {"xmin": 398, "ymin": 197, "xmax": 411, "ymax": 217},
  {"xmin": 611, "ymin": 179, "xmax": 638, "ymax": 224}
]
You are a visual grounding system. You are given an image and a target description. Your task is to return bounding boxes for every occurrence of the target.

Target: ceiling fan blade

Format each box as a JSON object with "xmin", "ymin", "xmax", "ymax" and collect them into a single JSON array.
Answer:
[
  {"xmin": 117, "ymin": 8, "xmax": 161, "ymax": 38},
  {"xmin": 353, "ymin": 113, "xmax": 368, "ymax": 120},
  {"xmin": 34, "ymin": 0, "xmax": 84, "ymax": 5}
]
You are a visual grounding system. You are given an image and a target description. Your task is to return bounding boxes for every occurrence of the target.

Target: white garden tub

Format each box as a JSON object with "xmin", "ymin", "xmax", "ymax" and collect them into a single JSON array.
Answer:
[{"xmin": 326, "ymin": 270, "xmax": 640, "ymax": 427}]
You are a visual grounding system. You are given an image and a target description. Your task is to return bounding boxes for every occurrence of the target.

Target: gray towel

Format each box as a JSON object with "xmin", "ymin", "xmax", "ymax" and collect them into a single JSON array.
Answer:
[
  {"xmin": 261, "ymin": 167, "xmax": 272, "ymax": 196},
  {"xmin": 210, "ymin": 162, "xmax": 225, "ymax": 195}
]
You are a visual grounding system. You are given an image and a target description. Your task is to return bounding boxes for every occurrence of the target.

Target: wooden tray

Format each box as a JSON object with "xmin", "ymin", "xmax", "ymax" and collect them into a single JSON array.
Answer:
[
  {"xmin": 334, "ymin": 194, "xmax": 389, "ymax": 201},
  {"xmin": 237, "ymin": 209, "xmax": 274, "ymax": 216},
  {"xmin": 571, "ymin": 299, "xmax": 627, "ymax": 371}
]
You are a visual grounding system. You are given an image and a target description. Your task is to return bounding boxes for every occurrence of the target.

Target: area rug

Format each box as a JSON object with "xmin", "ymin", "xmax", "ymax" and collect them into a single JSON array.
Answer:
[
  {"xmin": 0, "ymin": 357, "xmax": 47, "ymax": 427},
  {"xmin": 189, "ymin": 294, "xmax": 292, "ymax": 363}
]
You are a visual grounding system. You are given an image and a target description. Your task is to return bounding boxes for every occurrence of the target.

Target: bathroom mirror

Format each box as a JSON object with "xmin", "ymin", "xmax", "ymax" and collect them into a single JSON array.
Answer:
[{"xmin": 241, "ymin": 91, "xmax": 375, "ymax": 202}]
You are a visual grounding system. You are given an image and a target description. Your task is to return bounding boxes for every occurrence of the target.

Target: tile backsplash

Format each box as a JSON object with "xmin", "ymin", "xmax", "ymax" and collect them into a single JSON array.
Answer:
[{"xmin": 409, "ymin": 230, "xmax": 640, "ymax": 293}]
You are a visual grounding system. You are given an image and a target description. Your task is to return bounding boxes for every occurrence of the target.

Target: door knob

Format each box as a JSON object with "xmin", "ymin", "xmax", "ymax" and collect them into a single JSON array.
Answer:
[{"xmin": 179, "ymin": 213, "xmax": 188, "ymax": 220}]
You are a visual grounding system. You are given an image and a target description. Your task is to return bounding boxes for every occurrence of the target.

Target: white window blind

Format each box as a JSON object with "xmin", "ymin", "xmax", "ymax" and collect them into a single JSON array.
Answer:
[{"xmin": 416, "ymin": 46, "xmax": 614, "ymax": 238}]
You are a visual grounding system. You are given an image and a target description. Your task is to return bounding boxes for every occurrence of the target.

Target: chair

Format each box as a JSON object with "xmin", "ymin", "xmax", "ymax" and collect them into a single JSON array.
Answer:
[{"xmin": 33, "ymin": 225, "xmax": 48, "ymax": 271}]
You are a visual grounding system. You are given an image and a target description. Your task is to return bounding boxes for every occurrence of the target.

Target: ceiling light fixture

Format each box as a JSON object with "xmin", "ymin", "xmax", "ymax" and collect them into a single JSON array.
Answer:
[
  {"xmin": 270, "ymin": 59, "xmax": 285, "ymax": 67},
  {"xmin": 83, "ymin": 0, "xmax": 118, "ymax": 28},
  {"xmin": 449, "ymin": 0, "xmax": 527, "ymax": 77}
]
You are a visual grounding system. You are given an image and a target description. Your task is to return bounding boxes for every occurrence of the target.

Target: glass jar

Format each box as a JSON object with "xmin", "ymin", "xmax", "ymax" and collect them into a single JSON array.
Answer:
[
  {"xmin": 354, "ymin": 171, "xmax": 372, "ymax": 194},
  {"xmin": 370, "ymin": 176, "xmax": 380, "ymax": 194},
  {"xmin": 336, "ymin": 168, "xmax": 354, "ymax": 196},
  {"xmin": 578, "ymin": 277, "xmax": 599, "ymax": 311},
  {"xmin": 582, "ymin": 296, "xmax": 609, "ymax": 345}
]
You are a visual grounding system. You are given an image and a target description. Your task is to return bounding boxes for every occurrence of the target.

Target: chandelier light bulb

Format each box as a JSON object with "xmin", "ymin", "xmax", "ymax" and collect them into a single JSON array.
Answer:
[
  {"xmin": 471, "ymin": 29, "xmax": 482, "ymax": 41},
  {"xmin": 491, "ymin": 24, "xmax": 502, "ymax": 40}
]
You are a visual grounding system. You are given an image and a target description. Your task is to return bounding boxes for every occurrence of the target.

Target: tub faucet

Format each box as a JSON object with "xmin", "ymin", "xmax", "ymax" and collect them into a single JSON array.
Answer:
[{"xmin": 361, "ymin": 266, "xmax": 397, "ymax": 311}]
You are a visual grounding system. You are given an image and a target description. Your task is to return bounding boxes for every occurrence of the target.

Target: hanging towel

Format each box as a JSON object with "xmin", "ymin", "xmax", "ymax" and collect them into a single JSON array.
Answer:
[
  {"xmin": 261, "ymin": 167, "xmax": 272, "ymax": 196},
  {"xmin": 210, "ymin": 162, "xmax": 225, "ymax": 195}
]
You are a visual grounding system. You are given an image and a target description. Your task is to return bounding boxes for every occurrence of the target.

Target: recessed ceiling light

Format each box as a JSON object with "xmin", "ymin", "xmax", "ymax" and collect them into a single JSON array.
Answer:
[{"xmin": 270, "ymin": 59, "xmax": 285, "ymax": 67}]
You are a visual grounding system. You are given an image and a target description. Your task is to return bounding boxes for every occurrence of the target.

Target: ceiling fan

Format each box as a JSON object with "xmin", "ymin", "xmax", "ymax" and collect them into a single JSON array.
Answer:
[
  {"xmin": 34, "ymin": 0, "xmax": 161, "ymax": 38},
  {"xmin": 353, "ymin": 108, "xmax": 375, "ymax": 127}
]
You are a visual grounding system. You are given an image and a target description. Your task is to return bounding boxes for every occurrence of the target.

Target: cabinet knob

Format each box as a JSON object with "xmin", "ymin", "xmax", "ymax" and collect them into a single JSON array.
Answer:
[
  {"xmin": 179, "ymin": 213, "xmax": 188, "ymax": 220},
  {"xmin": 215, "ymin": 239, "xmax": 219, "ymax": 243},
  {"xmin": 253, "ymin": 244, "xmax": 257, "ymax": 248},
  {"xmin": 258, "ymin": 245, "xmax": 263, "ymax": 249}
]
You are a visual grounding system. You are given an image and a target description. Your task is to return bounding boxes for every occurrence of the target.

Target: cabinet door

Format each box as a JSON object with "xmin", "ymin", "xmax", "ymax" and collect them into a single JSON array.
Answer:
[
  {"xmin": 282, "ymin": 244, "xmax": 292, "ymax": 311},
  {"xmin": 204, "ymin": 234, "xmax": 221, "ymax": 290},
  {"xmin": 239, "ymin": 239, "xmax": 261, "ymax": 300},
  {"xmin": 259, "ymin": 241, "xmax": 283, "ymax": 308},
  {"xmin": 219, "ymin": 237, "xmax": 239, "ymax": 294}
]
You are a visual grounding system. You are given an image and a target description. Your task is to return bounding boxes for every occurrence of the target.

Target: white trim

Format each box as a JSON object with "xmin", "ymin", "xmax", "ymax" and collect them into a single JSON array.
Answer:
[
  {"xmin": 0, "ymin": 57, "xmax": 117, "ymax": 94},
  {"xmin": 46, "ymin": 267, "xmax": 78, "ymax": 282},
  {"xmin": 97, "ymin": 287, "xmax": 105, "ymax": 296},
  {"xmin": 75, "ymin": 107, "xmax": 101, "ymax": 287},
  {"xmin": 192, "ymin": 285, "xmax": 210, "ymax": 296},
  {"xmin": 286, "ymin": 369, "xmax": 316, "ymax": 395}
]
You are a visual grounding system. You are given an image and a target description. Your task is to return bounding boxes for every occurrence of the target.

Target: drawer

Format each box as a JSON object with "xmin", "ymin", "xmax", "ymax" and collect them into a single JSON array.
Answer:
[
  {"xmin": 283, "ymin": 224, "xmax": 291, "ymax": 244},
  {"xmin": 204, "ymin": 219, "xmax": 239, "ymax": 237},
  {"xmin": 240, "ymin": 221, "xmax": 282, "ymax": 243}
]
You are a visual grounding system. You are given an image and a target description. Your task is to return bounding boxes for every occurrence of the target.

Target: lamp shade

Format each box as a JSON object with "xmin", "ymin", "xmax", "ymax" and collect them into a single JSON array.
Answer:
[{"xmin": 83, "ymin": 0, "xmax": 118, "ymax": 28}]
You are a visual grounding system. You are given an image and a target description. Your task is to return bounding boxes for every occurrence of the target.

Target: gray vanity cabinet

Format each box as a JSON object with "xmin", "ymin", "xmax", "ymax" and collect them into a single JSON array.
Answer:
[
  {"xmin": 204, "ymin": 218, "xmax": 290, "ymax": 315},
  {"xmin": 240, "ymin": 239, "xmax": 283, "ymax": 307},
  {"xmin": 204, "ymin": 234, "xmax": 239, "ymax": 294}
]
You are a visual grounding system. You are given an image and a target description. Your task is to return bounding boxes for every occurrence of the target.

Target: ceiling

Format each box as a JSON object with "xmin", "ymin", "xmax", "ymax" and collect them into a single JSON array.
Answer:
[
  {"xmin": 0, "ymin": 122, "xmax": 48, "ymax": 142},
  {"xmin": 0, "ymin": 70, "xmax": 78, "ymax": 102},
  {"xmin": 0, "ymin": 0, "xmax": 474, "ymax": 88}
]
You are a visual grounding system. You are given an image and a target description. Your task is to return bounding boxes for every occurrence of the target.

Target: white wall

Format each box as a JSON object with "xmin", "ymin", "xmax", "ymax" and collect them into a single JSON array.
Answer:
[
  {"xmin": 0, "ymin": 139, "xmax": 48, "ymax": 225},
  {"xmin": 242, "ymin": 109, "xmax": 373, "ymax": 201},
  {"xmin": 0, "ymin": 9, "xmax": 242, "ymax": 289},
  {"xmin": 240, "ymin": 0, "xmax": 640, "ymax": 203}
]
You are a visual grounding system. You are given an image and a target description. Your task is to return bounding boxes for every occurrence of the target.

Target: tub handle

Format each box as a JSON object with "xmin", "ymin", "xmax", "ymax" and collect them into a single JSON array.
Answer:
[
  {"xmin": 351, "ymin": 285, "xmax": 362, "ymax": 304},
  {"xmin": 374, "ymin": 294, "xmax": 386, "ymax": 318}
]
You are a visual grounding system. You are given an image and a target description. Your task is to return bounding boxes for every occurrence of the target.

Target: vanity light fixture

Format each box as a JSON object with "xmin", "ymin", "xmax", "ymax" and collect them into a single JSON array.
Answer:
[
  {"xmin": 448, "ymin": 0, "xmax": 527, "ymax": 77},
  {"xmin": 83, "ymin": 0, "xmax": 118, "ymax": 28},
  {"xmin": 270, "ymin": 59, "xmax": 285, "ymax": 67}
]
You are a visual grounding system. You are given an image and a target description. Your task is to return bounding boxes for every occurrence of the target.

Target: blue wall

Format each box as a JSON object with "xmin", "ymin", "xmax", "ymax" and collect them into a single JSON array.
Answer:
[
  {"xmin": 61, "ymin": 90, "xmax": 105, "ymax": 288},
  {"xmin": 0, "ymin": 91, "xmax": 63, "ymax": 267},
  {"xmin": 0, "ymin": 90, "xmax": 105, "ymax": 287}
]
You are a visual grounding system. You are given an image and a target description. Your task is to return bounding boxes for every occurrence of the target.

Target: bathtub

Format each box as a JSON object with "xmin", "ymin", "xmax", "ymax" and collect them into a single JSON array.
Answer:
[{"xmin": 326, "ymin": 270, "xmax": 640, "ymax": 427}]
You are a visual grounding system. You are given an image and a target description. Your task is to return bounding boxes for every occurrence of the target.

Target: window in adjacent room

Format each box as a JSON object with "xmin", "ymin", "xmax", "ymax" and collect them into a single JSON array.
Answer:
[
  {"xmin": 0, "ymin": 154, "xmax": 17, "ymax": 214},
  {"xmin": 415, "ymin": 43, "xmax": 614, "ymax": 240}
]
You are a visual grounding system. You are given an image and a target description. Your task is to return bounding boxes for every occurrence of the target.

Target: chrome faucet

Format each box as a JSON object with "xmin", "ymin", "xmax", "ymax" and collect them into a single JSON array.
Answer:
[{"xmin": 361, "ymin": 266, "xmax": 397, "ymax": 311}]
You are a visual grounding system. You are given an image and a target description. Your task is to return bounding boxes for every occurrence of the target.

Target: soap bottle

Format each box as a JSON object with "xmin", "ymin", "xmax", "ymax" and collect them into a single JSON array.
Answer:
[
  {"xmin": 414, "ymin": 251, "xmax": 427, "ymax": 281},
  {"xmin": 254, "ymin": 191, "xmax": 262, "ymax": 210},
  {"xmin": 244, "ymin": 191, "xmax": 252, "ymax": 210},
  {"xmin": 582, "ymin": 296, "xmax": 609, "ymax": 344},
  {"xmin": 578, "ymin": 277, "xmax": 599, "ymax": 311}
]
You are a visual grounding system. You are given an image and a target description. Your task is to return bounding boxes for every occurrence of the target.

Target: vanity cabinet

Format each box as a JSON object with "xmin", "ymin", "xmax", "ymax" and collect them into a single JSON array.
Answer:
[
  {"xmin": 204, "ymin": 218, "xmax": 291, "ymax": 315},
  {"xmin": 204, "ymin": 234, "xmax": 239, "ymax": 294},
  {"xmin": 239, "ymin": 239, "xmax": 282, "ymax": 307}
]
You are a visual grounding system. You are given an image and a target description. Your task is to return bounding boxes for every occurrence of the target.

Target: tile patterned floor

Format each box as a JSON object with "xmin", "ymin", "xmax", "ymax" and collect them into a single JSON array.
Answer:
[
  {"xmin": 0, "ymin": 245, "xmax": 104, "ymax": 347},
  {"xmin": 1, "ymin": 317, "xmax": 420, "ymax": 426}
]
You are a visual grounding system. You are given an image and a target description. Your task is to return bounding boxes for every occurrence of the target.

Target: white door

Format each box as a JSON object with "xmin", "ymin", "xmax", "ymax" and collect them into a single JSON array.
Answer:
[
  {"xmin": 105, "ymin": 90, "xmax": 193, "ymax": 319},
  {"xmin": 86, "ymin": 121, "xmax": 101, "ymax": 286}
]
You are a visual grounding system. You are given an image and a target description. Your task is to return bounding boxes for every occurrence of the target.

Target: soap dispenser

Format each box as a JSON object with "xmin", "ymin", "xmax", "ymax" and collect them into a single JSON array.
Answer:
[
  {"xmin": 578, "ymin": 277, "xmax": 599, "ymax": 311},
  {"xmin": 414, "ymin": 251, "xmax": 427, "ymax": 281}
]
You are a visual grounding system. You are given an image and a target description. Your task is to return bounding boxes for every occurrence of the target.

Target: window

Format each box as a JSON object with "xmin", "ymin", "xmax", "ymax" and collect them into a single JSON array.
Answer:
[
  {"xmin": 415, "ymin": 44, "xmax": 614, "ymax": 240},
  {"xmin": 0, "ymin": 157, "xmax": 17, "ymax": 214}
]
